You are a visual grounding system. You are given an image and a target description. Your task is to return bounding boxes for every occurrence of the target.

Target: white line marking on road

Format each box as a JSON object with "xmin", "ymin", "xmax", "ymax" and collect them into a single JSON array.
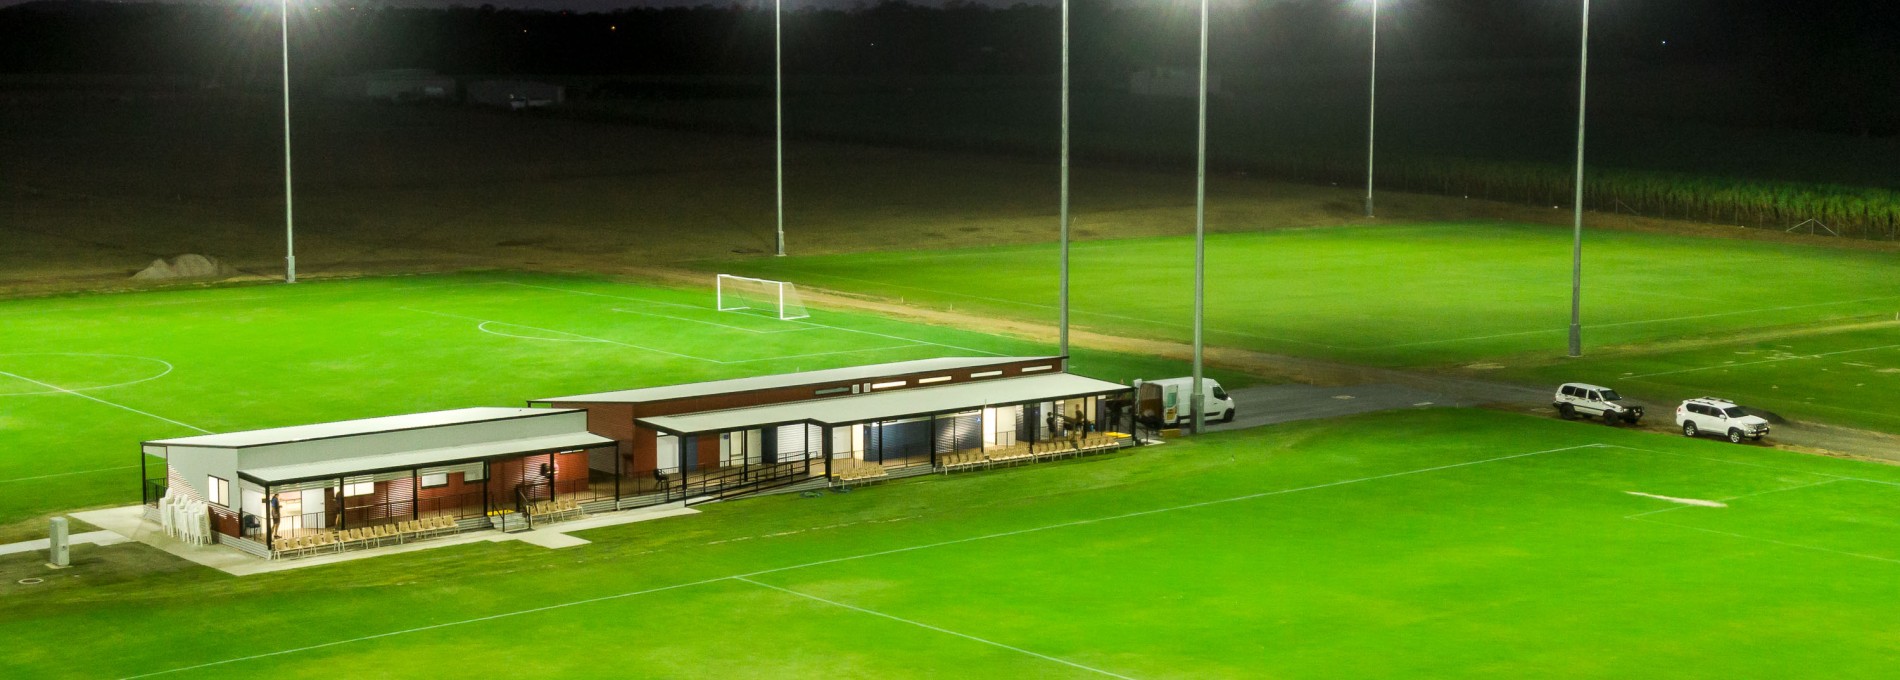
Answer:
[
  {"xmin": 0, "ymin": 465, "xmax": 139, "ymax": 484},
  {"xmin": 0, "ymin": 353, "xmax": 174, "ymax": 397},
  {"xmin": 125, "ymin": 443, "xmax": 1598, "ymax": 678},
  {"xmin": 0, "ymin": 370, "xmax": 208, "ymax": 434},
  {"xmin": 735, "ymin": 576, "xmax": 1137, "ymax": 679}
]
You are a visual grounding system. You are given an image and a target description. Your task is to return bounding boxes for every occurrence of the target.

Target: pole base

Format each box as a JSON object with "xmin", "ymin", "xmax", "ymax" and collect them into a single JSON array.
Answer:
[{"xmin": 1568, "ymin": 323, "xmax": 1583, "ymax": 357}]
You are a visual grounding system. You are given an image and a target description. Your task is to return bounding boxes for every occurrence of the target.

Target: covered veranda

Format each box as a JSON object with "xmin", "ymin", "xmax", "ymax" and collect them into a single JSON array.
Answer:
[
  {"xmin": 638, "ymin": 373, "xmax": 1136, "ymax": 487},
  {"xmin": 236, "ymin": 432, "xmax": 615, "ymax": 552}
]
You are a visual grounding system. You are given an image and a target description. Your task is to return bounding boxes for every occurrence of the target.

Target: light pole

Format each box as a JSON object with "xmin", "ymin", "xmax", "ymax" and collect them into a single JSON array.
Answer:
[
  {"xmin": 1190, "ymin": 0, "xmax": 1210, "ymax": 434},
  {"xmin": 1058, "ymin": 0, "xmax": 1071, "ymax": 359},
  {"xmin": 280, "ymin": 0, "xmax": 296, "ymax": 283},
  {"xmin": 1364, "ymin": 0, "xmax": 1378, "ymax": 218},
  {"xmin": 774, "ymin": 0, "xmax": 786, "ymax": 257},
  {"xmin": 1569, "ymin": 0, "xmax": 1589, "ymax": 357}
]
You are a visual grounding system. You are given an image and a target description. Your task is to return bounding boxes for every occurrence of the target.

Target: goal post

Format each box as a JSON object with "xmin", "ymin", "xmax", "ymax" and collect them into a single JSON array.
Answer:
[{"xmin": 716, "ymin": 274, "xmax": 810, "ymax": 320}]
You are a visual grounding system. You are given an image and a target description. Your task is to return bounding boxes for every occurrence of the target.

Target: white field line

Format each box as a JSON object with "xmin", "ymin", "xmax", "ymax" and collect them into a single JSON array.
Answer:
[
  {"xmin": 123, "ymin": 443, "xmax": 1599, "ymax": 679},
  {"xmin": 1627, "ymin": 516, "xmax": 1900, "ymax": 566},
  {"xmin": 1623, "ymin": 479, "xmax": 1843, "ymax": 519},
  {"xmin": 1623, "ymin": 343, "xmax": 1900, "ymax": 380},
  {"xmin": 0, "ymin": 464, "xmax": 138, "ymax": 484},
  {"xmin": 475, "ymin": 321, "xmax": 608, "ymax": 344},
  {"xmin": 1361, "ymin": 295, "xmax": 1900, "ymax": 350},
  {"xmin": 720, "ymin": 344, "xmax": 931, "ymax": 364},
  {"xmin": 404, "ymin": 308, "xmax": 724, "ymax": 364},
  {"xmin": 734, "ymin": 577, "xmax": 1136, "ymax": 680},
  {"xmin": 0, "ymin": 353, "xmax": 174, "ymax": 397},
  {"xmin": 1599, "ymin": 444, "xmax": 1900, "ymax": 490},
  {"xmin": 0, "ymin": 369, "xmax": 208, "ymax": 434},
  {"xmin": 609, "ymin": 308, "xmax": 818, "ymax": 334},
  {"xmin": 1624, "ymin": 492, "xmax": 1727, "ymax": 510},
  {"xmin": 497, "ymin": 279, "xmax": 1007, "ymax": 357}
]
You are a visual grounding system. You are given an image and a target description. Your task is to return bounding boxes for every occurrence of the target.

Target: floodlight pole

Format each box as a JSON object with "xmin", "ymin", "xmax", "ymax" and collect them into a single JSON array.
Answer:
[
  {"xmin": 773, "ymin": 0, "xmax": 786, "ymax": 257},
  {"xmin": 1190, "ymin": 0, "xmax": 1209, "ymax": 434},
  {"xmin": 280, "ymin": 0, "xmax": 296, "ymax": 283},
  {"xmin": 1058, "ymin": 0, "xmax": 1071, "ymax": 360},
  {"xmin": 1569, "ymin": 0, "xmax": 1589, "ymax": 357},
  {"xmin": 1364, "ymin": 0, "xmax": 1378, "ymax": 218}
]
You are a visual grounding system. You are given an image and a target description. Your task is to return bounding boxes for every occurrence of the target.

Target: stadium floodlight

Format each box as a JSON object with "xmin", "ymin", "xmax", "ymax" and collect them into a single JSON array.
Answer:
[
  {"xmin": 280, "ymin": 0, "xmax": 296, "ymax": 283},
  {"xmin": 1190, "ymin": 0, "xmax": 1209, "ymax": 434},
  {"xmin": 774, "ymin": 0, "xmax": 786, "ymax": 257},
  {"xmin": 1364, "ymin": 0, "xmax": 1379, "ymax": 218},
  {"xmin": 1058, "ymin": 0, "xmax": 1071, "ymax": 360},
  {"xmin": 716, "ymin": 274, "xmax": 810, "ymax": 320},
  {"xmin": 1569, "ymin": 0, "xmax": 1590, "ymax": 357}
]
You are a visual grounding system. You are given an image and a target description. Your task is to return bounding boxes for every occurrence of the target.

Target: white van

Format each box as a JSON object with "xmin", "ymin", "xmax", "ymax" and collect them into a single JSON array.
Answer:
[{"xmin": 1137, "ymin": 377, "xmax": 1235, "ymax": 426}]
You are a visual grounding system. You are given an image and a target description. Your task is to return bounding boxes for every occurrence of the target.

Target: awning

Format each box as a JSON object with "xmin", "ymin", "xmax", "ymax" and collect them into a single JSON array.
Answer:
[
  {"xmin": 638, "ymin": 373, "xmax": 1130, "ymax": 436},
  {"xmin": 238, "ymin": 432, "xmax": 615, "ymax": 486}
]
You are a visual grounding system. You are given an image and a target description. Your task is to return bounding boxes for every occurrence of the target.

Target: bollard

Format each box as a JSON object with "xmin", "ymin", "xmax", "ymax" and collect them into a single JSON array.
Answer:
[{"xmin": 48, "ymin": 517, "xmax": 70, "ymax": 569}]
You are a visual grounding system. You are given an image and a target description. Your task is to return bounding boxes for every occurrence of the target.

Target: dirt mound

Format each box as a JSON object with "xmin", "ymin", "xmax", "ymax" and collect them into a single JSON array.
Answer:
[{"xmin": 131, "ymin": 254, "xmax": 235, "ymax": 281}]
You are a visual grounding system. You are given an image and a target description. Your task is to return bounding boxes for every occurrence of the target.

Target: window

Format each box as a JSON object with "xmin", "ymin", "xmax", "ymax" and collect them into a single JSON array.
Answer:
[
  {"xmin": 1212, "ymin": 385, "xmax": 1229, "ymax": 401},
  {"xmin": 206, "ymin": 476, "xmax": 229, "ymax": 506},
  {"xmin": 1600, "ymin": 389, "xmax": 1622, "ymax": 401},
  {"xmin": 870, "ymin": 380, "xmax": 906, "ymax": 390},
  {"xmin": 815, "ymin": 387, "xmax": 851, "ymax": 396},
  {"xmin": 1719, "ymin": 407, "xmax": 1746, "ymax": 418},
  {"xmin": 1020, "ymin": 365, "xmax": 1054, "ymax": 373},
  {"xmin": 1561, "ymin": 386, "xmax": 1579, "ymax": 397},
  {"xmin": 420, "ymin": 473, "xmax": 449, "ymax": 488},
  {"xmin": 970, "ymin": 370, "xmax": 1003, "ymax": 378},
  {"xmin": 344, "ymin": 482, "xmax": 375, "ymax": 497},
  {"xmin": 918, "ymin": 376, "xmax": 952, "ymax": 384}
]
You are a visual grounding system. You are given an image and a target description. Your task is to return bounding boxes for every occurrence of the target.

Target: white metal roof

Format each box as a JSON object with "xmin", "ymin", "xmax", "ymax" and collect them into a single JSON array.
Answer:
[
  {"xmin": 239, "ymin": 431, "xmax": 615, "ymax": 484},
  {"xmin": 639, "ymin": 373, "xmax": 1129, "ymax": 435},
  {"xmin": 533, "ymin": 356, "xmax": 1056, "ymax": 405},
  {"xmin": 146, "ymin": 407, "xmax": 569, "ymax": 449}
]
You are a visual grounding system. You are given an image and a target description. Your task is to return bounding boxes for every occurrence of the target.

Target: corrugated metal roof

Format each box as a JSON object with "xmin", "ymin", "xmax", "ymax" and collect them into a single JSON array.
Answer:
[
  {"xmin": 238, "ymin": 431, "xmax": 615, "ymax": 485},
  {"xmin": 532, "ymin": 356, "xmax": 1056, "ymax": 405},
  {"xmin": 146, "ymin": 407, "xmax": 569, "ymax": 449},
  {"xmin": 638, "ymin": 373, "xmax": 1129, "ymax": 435}
]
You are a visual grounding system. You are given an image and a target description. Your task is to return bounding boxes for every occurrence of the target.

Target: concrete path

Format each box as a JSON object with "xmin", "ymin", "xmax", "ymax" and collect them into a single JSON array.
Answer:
[
  {"xmin": 0, "ymin": 530, "xmax": 128, "ymax": 557},
  {"xmin": 70, "ymin": 502, "xmax": 699, "ymax": 576}
]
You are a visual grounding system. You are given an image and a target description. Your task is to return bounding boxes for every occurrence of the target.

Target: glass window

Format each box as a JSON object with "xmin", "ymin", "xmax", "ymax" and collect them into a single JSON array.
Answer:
[
  {"xmin": 1720, "ymin": 407, "xmax": 1747, "ymax": 418},
  {"xmin": 420, "ymin": 473, "xmax": 449, "ymax": 488},
  {"xmin": 1561, "ymin": 386, "xmax": 1578, "ymax": 397},
  {"xmin": 344, "ymin": 482, "xmax": 375, "ymax": 497},
  {"xmin": 1599, "ymin": 389, "xmax": 1622, "ymax": 401},
  {"xmin": 1211, "ymin": 385, "xmax": 1229, "ymax": 401},
  {"xmin": 207, "ymin": 476, "xmax": 229, "ymax": 506}
]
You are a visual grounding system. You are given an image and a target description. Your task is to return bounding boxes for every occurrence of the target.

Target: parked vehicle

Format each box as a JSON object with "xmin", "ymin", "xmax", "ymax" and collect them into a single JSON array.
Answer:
[
  {"xmin": 1676, "ymin": 397, "xmax": 1771, "ymax": 443},
  {"xmin": 1136, "ymin": 377, "xmax": 1235, "ymax": 426},
  {"xmin": 1553, "ymin": 383, "xmax": 1644, "ymax": 424}
]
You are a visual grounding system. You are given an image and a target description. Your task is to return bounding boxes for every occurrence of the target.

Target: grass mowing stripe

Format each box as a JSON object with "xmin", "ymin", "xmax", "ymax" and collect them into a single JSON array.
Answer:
[
  {"xmin": 1627, "ymin": 516, "xmax": 1900, "ymax": 567},
  {"xmin": 125, "ymin": 442, "xmax": 1600, "ymax": 677},
  {"xmin": 1624, "ymin": 343, "xmax": 1900, "ymax": 379},
  {"xmin": 734, "ymin": 576, "xmax": 1137, "ymax": 680},
  {"xmin": 0, "ymin": 369, "xmax": 208, "ymax": 434}
]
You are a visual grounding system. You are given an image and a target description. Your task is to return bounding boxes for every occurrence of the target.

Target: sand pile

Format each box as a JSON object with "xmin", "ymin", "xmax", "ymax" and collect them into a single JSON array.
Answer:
[{"xmin": 131, "ymin": 254, "xmax": 236, "ymax": 281}]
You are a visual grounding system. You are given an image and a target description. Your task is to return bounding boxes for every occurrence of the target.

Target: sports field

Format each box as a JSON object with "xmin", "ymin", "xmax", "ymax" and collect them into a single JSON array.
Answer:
[
  {"xmin": 5, "ymin": 408, "xmax": 1898, "ymax": 678},
  {"xmin": 722, "ymin": 222, "xmax": 1900, "ymax": 429},
  {"xmin": 0, "ymin": 272, "xmax": 1220, "ymax": 540}
]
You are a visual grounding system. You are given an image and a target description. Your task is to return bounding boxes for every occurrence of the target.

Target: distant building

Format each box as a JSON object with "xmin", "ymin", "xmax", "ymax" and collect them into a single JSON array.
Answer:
[
  {"xmin": 328, "ymin": 69, "xmax": 456, "ymax": 103},
  {"xmin": 467, "ymin": 80, "xmax": 567, "ymax": 110},
  {"xmin": 1130, "ymin": 67, "xmax": 1223, "ymax": 98}
]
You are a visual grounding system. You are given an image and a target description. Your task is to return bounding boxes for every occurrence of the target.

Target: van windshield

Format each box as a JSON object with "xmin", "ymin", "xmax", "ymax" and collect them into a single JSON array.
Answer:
[
  {"xmin": 1599, "ymin": 389, "xmax": 1622, "ymax": 401},
  {"xmin": 1212, "ymin": 385, "xmax": 1229, "ymax": 401}
]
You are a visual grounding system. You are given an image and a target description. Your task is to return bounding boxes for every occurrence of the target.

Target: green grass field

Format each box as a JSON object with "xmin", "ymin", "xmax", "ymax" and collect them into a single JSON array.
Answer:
[
  {"xmin": 722, "ymin": 222, "xmax": 1900, "ymax": 430},
  {"xmin": 5, "ymin": 409, "xmax": 1899, "ymax": 678},
  {"xmin": 0, "ymin": 272, "xmax": 1226, "ymax": 540}
]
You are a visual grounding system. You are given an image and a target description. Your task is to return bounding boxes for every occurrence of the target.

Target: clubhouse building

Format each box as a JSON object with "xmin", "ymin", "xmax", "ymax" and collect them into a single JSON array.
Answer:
[{"xmin": 142, "ymin": 356, "xmax": 1136, "ymax": 559}]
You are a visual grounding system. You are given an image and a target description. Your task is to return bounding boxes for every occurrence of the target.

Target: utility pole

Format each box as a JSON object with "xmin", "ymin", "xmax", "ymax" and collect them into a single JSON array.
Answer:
[
  {"xmin": 1569, "ymin": 0, "xmax": 1590, "ymax": 357},
  {"xmin": 1059, "ymin": 0, "xmax": 1072, "ymax": 360},
  {"xmin": 280, "ymin": 0, "xmax": 296, "ymax": 283},
  {"xmin": 1191, "ymin": 0, "xmax": 1210, "ymax": 433}
]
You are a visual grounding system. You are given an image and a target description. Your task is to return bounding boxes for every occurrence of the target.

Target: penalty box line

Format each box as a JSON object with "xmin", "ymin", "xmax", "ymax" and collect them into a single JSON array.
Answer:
[
  {"xmin": 0, "ymin": 369, "xmax": 209, "ymax": 435},
  {"xmin": 734, "ymin": 576, "xmax": 1137, "ymax": 680},
  {"xmin": 125, "ymin": 442, "xmax": 1599, "ymax": 679}
]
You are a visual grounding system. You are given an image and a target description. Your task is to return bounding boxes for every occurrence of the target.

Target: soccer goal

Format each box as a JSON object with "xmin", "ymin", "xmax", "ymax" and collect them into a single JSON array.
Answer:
[{"xmin": 716, "ymin": 274, "xmax": 810, "ymax": 320}]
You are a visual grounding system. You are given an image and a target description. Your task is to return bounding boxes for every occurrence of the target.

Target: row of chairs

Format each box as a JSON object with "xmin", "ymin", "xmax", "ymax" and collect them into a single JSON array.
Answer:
[
  {"xmin": 527, "ymin": 498, "xmax": 583, "ymax": 523},
  {"xmin": 272, "ymin": 515, "xmax": 460, "ymax": 559},
  {"xmin": 834, "ymin": 462, "xmax": 889, "ymax": 485},
  {"xmin": 940, "ymin": 435, "xmax": 1127, "ymax": 474}
]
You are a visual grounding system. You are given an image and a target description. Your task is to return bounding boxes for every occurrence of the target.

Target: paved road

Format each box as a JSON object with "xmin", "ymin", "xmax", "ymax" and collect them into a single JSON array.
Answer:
[{"xmin": 1205, "ymin": 384, "xmax": 1475, "ymax": 433}]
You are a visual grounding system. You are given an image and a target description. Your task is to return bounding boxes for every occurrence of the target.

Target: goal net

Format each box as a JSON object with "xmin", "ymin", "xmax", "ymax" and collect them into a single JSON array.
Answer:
[{"xmin": 716, "ymin": 274, "xmax": 810, "ymax": 320}]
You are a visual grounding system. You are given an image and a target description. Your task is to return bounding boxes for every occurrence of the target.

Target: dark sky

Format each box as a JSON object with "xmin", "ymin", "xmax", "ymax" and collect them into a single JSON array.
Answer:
[{"xmin": 0, "ymin": 0, "xmax": 1056, "ymax": 8}]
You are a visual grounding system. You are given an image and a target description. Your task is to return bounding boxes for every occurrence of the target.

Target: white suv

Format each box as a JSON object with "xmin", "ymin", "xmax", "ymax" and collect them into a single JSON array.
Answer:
[
  {"xmin": 1676, "ymin": 397, "xmax": 1770, "ymax": 443},
  {"xmin": 1553, "ymin": 383, "xmax": 1644, "ymax": 425}
]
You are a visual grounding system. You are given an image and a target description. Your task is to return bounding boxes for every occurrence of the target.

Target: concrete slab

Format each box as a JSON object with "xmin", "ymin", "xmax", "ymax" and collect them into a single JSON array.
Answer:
[
  {"xmin": 69, "ymin": 501, "xmax": 702, "ymax": 576},
  {"xmin": 0, "ymin": 530, "xmax": 128, "ymax": 557}
]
